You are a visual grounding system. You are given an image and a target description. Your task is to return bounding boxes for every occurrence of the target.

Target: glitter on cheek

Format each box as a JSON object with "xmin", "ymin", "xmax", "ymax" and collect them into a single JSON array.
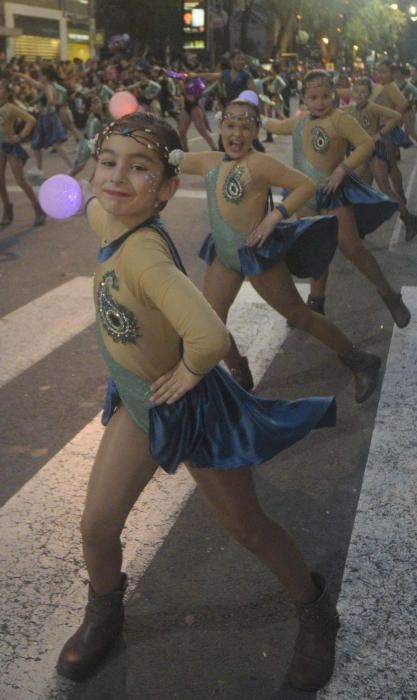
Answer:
[{"xmin": 144, "ymin": 172, "xmax": 159, "ymax": 193}]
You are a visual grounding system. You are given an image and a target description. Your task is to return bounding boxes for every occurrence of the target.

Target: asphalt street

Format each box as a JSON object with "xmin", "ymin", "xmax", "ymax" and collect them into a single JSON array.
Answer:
[{"xmin": 1, "ymin": 116, "xmax": 417, "ymax": 700}]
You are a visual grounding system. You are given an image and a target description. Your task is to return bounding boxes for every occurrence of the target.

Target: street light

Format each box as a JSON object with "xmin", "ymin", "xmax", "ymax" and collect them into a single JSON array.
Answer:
[
  {"xmin": 322, "ymin": 36, "xmax": 329, "ymax": 45},
  {"xmin": 389, "ymin": 3, "xmax": 398, "ymax": 9}
]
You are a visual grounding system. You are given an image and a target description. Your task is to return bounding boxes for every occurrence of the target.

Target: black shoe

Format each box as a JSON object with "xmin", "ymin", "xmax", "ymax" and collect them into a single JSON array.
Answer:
[
  {"xmin": 229, "ymin": 357, "xmax": 254, "ymax": 391},
  {"xmin": 378, "ymin": 290, "xmax": 411, "ymax": 328},
  {"xmin": 34, "ymin": 205, "xmax": 46, "ymax": 226},
  {"xmin": 288, "ymin": 572, "xmax": 340, "ymax": 692},
  {"xmin": 339, "ymin": 347, "xmax": 381, "ymax": 403},
  {"xmin": 0, "ymin": 203, "xmax": 13, "ymax": 226},
  {"xmin": 400, "ymin": 212, "xmax": 417, "ymax": 242}
]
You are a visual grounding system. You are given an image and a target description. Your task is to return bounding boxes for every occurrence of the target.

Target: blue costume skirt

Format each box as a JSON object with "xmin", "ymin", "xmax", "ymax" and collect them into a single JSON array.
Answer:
[
  {"xmin": 1, "ymin": 142, "xmax": 29, "ymax": 163},
  {"xmin": 374, "ymin": 139, "xmax": 391, "ymax": 172},
  {"xmin": 102, "ymin": 363, "xmax": 336, "ymax": 475},
  {"xmin": 383, "ymin": 125, "xmax": 413, "ymax": 149},
  {"xmin": 199, "ymin": 215, "xmax": 338, "ymax": 279},
  {"xmin": 31, "ymin": 112, "xmax": 67, "ymax": 149},
  {"xmin": 316, "ymin": 172, "xmax": 398, "ymax": 238}
]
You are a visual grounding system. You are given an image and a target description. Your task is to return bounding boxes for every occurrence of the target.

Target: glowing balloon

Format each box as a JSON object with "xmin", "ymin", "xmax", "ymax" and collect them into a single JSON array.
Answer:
[
  {"xmin": 109, "ymin": 91, "xmax": 139, "ymax": 119},
  {"xmin": 238, "ymin": 90, "xmax": 259, "ymax": 106},
  {"xmin": 166, "ymin": 69, "xmax": 188, "ymax": 80},
  {"xmin": 38, "ymin": 175, "xmax": 83, "ymax": 219}
]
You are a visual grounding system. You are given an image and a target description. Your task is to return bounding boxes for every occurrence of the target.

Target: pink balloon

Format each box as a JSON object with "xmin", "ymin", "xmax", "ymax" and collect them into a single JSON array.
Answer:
[
  {"xmin": 109, "ymin": 91, "xmax": 139, "ymax": 119},
  {"xmin": 39, "ymin": 175, "xmax": 82, "ymax": 219}
]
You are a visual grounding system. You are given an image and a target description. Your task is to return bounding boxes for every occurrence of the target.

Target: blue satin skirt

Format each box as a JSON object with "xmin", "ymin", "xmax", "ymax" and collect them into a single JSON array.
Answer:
[
  {"xmin": 316, "ymin": 172, "xmax": 398, "ymax": 238},
  {"xmin": 383, "ymin": 125, "xmax": 413, "ymax": 149},
  {"xmin": 374, "ymin": 139, "xmax": 391, "ymax": 172},
  {"xmin": 199, "ymin": 215, "xmax": 338, "ymax": 279},
  {"xmin": 102, "ymin": 365, "xmax": 336, "ymax": 475},
  {"xmin": 1, "ymin": 142, "xmax": 29, "ymax": 163}
]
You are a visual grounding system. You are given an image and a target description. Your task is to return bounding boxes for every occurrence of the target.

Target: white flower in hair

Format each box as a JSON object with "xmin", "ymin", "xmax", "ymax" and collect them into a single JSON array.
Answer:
[
  {"xmin": 88, "ymin": 134, "xmax": 99, "ymax": 155},
  {"xmin": 214, "ymin": 110, "xmax": 223, "ymax": 123},
  {"xmin": 168, "ymin": 148, "xmax": 184, "ymax": 167}
]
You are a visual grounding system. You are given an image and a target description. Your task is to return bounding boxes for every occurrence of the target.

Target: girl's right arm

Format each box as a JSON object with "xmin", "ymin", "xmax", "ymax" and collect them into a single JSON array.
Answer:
[
  {"xmin": 371, "ymin": 102, "xmax": 402, "ymax": 135},
  {"xmin": 180, "ymin": 151, "xmax": 223, "ymax": 177},
  {"xmin": 261, "ymin": 114, "xmax": 299, "ymax": 135}
]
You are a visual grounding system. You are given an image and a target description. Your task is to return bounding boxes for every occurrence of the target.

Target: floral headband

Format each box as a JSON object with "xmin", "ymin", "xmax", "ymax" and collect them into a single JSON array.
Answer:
[{"xmin": 88, "ymin": 122, "xmax": 184, "ymax": 173}]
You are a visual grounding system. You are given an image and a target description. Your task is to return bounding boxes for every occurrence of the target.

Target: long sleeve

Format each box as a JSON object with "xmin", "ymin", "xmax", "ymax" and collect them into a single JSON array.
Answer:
[
  {"xmin": 5, "ymin": 104, "xmax": 36, "ymax": 140},
  {"xmin": 371, "ymin": 103, "xmax": 402, "ymax": 135},
  {"xmin": 253, "ymin": 154, "xmax": 315, "ymax": 216},
  {"xmin": 263, "ymin": 115, "xmax": 299, "ymax": 135},
  {"xmin": 336, "ymin": 112, "xmax": 373, "ymax": 170},
  {"xmin": 122, "ymin": 235, "xmax": 230, "ymax": 375}
]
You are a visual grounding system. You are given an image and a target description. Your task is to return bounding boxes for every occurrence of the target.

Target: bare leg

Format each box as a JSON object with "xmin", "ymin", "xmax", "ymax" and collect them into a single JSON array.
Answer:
[
  {"xmin": 8, "ymin": 156, "xmax": 39, "ymax": 208},
  {"xmin": 81, "ymin": 406, "xmax": 158, "ymax": 594},
  {"xmin": 178, "ymin": 110, "xmax": 192, "ymax": 151},
  {"xmin": 191, "ymin": 105, "xmax": 217, "ymax": 150},
  {"xmin": 335, "ymin": 206, "xmax": 392, "ymax": 295},
  {"xmin": 33, "ymin": 148, "xmax": 42, "ymax": 170},
  {"xmin": 55, "ymin": 143, "xmax": 72, "ymax": 168},
  {"xmin": 403, "ymin": 108, "xmax": 417, "ymax": 144},
  {"xmin": 202, "ymin": 256, "xmax": 245, "ymax": 369},
  {"xmin": 59, "ymin": 106, "xmax": 80, "ymax": 141},
  {"xmin": 371, "ymin": 156, "xmax": 408, "ymax": 215},
  {"xmin": 0, "ymin": 155, "xmax": 10, "ymax": 208},
  {"xmin": 188, "ymin": 465, "xmax": 317, "ymax": 605},
  {"xmin": 248, "ymin": 260, "xmax": 352, "ymax": 355},
  {"xmin": 385, "ymin": 141, "xmax": 406, "ymax": 202}
]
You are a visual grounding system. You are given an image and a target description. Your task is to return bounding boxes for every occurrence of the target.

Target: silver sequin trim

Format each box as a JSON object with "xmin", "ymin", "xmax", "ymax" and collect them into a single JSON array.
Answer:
[
  {"xmin": 222, "ymin": 164, "xmax": 246, "ymax": 203},
  {"xmin": 97, "ymin": 270, "xmax": 139, "ymax": 344},
  {"xmin": 311, "ymin": 126, "xmax": 330, "ymax": 154}
]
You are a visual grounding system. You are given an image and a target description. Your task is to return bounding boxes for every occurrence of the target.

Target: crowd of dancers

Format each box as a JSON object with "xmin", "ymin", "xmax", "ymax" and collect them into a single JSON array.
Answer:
[{"xmin": 4, "ymin": 48, "xmax": 417, "ymax": 692}]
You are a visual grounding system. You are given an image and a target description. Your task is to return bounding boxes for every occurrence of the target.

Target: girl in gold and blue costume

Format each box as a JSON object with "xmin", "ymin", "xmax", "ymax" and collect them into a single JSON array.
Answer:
[
  {"xmin": 180, "ymin": 96, "xmax": 381, "ymax": 403},
  {"xmin": 342, "ymin": 76, "xmax": 417, "ymax": 241},
  {"xmin": 264, "ymin": 69, "xmax": 410, "ymax": 330},
  {"xmin": 56, "ymin": 112, "xmax": 339, "ymax": 692}
]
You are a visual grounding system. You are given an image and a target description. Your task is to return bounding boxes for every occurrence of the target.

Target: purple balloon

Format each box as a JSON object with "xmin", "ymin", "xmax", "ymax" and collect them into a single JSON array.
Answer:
[
  {"xmin": 238, "ymin": 90, "xmax": 259, "ymax": 106},
  {"xmin": 185, "ymin": 77, "xmax": 206, "ymax": 98},
  {"xmin": 39, "ymin": 175, "xmax": 83, "ymax": 219}
]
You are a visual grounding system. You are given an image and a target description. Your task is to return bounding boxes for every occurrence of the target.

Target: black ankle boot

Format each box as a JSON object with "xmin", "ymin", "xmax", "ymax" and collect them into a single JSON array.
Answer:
[
  {"xmin": 339, "ymin": 347, "xmax": 381, "ymax": 403},
  {"xmin": 378, "ymin": 290, "xmax": 411, "ymax": 328},
  {"xmin": 34, "ymin": 204, "xmax": 46, "ymax": 226},
  {"xmin": 229, "ymin": 356, "xmax": 254, "ymax": 391},
  {"xmin": 56, "ymin": 573, "xmax": 128, "ymax": 682},
  {"xmin": 0, "ymin": 203, "xmax": 13, "ymax": 226},
  {"xmin": 400, "ymin": 212, "xmax": 417, "ymax": 242},
  {"xmin": 288, "ymin": 572, "xmax": 340, "ymax": 692},
  {"xmin": 307, "ymin": 294, "xmax": 325, "ymax": 315}
]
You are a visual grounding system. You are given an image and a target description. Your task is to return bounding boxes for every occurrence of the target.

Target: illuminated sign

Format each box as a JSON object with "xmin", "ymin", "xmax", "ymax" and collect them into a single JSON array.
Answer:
[{"xmin": 183, "ymin": 1, "xmax": 207, "ymax": 48}]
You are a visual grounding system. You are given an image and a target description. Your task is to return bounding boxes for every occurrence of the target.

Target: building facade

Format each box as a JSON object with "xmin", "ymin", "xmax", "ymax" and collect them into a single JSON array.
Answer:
[{"xmin": 0, "ymin": 0, "xmax": 95, "ymax": 61}]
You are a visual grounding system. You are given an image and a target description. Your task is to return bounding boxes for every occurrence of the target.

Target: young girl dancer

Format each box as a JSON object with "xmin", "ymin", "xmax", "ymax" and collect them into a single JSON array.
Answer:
[
  {"xmin": 373, "ymin": 59, "xmax": 413, "ymax": 219},
  {"xmin": 56, "ymin": 112, "xmax": 339, "ymax": 692},
  {"xmin": 17, "ymin": 65, "xmax": 72, "ymax": 176},
  {"xmin": 0, "ymin": 72, "xmax": 45, "ymax": 226},
  {"xmin": 264, "ymin": 69, "xmax": 410, "ymax": 328},
  {"xmin": 177, "ymin": 77, "xmax": 217, "ymax": 151},
  {"xmin": 342, "ymin": 76, "xmax": 417, "ymax": 241},
  {"xmin": 180, "ymin": 96, "xmax": 381, "ymax": 403}
]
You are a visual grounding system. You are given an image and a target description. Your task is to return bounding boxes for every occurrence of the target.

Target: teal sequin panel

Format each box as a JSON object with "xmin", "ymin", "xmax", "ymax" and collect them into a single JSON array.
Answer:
[{"xmin": 97, "ymin": 269, "xmax": 139, "ymax": 344}]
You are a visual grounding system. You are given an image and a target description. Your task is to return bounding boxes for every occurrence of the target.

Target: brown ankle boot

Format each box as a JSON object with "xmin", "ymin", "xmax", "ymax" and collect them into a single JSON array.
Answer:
[
  {"xmin": 378, "ymin": 290, "xmax": 411, "ymax": 328},
  {"xmin": 339, "ymin": 347, "xmax": 381, "ymax": 403},
  {"xmin": 56, "ymin": 573, "xmax": 128, "ymax": 682},
  {"xmin": 0, "ymin": 203, "xmax": 13, "ymax": 226},
  {"xmin": 229, "ymin": 356, "xmax": 254, "ymax": 391},
  {"xmin": 288, "ymin": 572, "xmax": 340, "ymax": 692}
]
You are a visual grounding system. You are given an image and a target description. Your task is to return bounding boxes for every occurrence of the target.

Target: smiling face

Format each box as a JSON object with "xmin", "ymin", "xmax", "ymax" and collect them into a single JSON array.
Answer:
[
  {"xmin": 220, "ymin": 103, "xmax": 258, "ymax": 159},
  {"xmin": 93, "ymin": 134, "xmax": 177, "ymax": 226},
  {"xmin": 302, "ymin": 78, "xmax": 333, "ymax": 117},
  {"xmin": 377, "ymin": 62, "xmax": 393, "ymax": 85},
  {"xmin": 352, "ymin": 83, "xmax": 370, "ymax": 109}
]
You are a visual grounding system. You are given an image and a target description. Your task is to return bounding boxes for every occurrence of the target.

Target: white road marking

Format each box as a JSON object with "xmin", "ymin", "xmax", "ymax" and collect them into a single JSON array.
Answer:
[
  {"xmin": 0, "ymin": 281, "xmax": 307, "ymax": 699},
  {"xmin": 319, "ymin": 285, "xmax": 417, "ymax": 699},
  {"xmin": 389, "ymin": 156, "xmax": 417, "ymax": 249},
  {"xmin": 0, "ymin": 277, "xmax": 94, "ymax": 389}
]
